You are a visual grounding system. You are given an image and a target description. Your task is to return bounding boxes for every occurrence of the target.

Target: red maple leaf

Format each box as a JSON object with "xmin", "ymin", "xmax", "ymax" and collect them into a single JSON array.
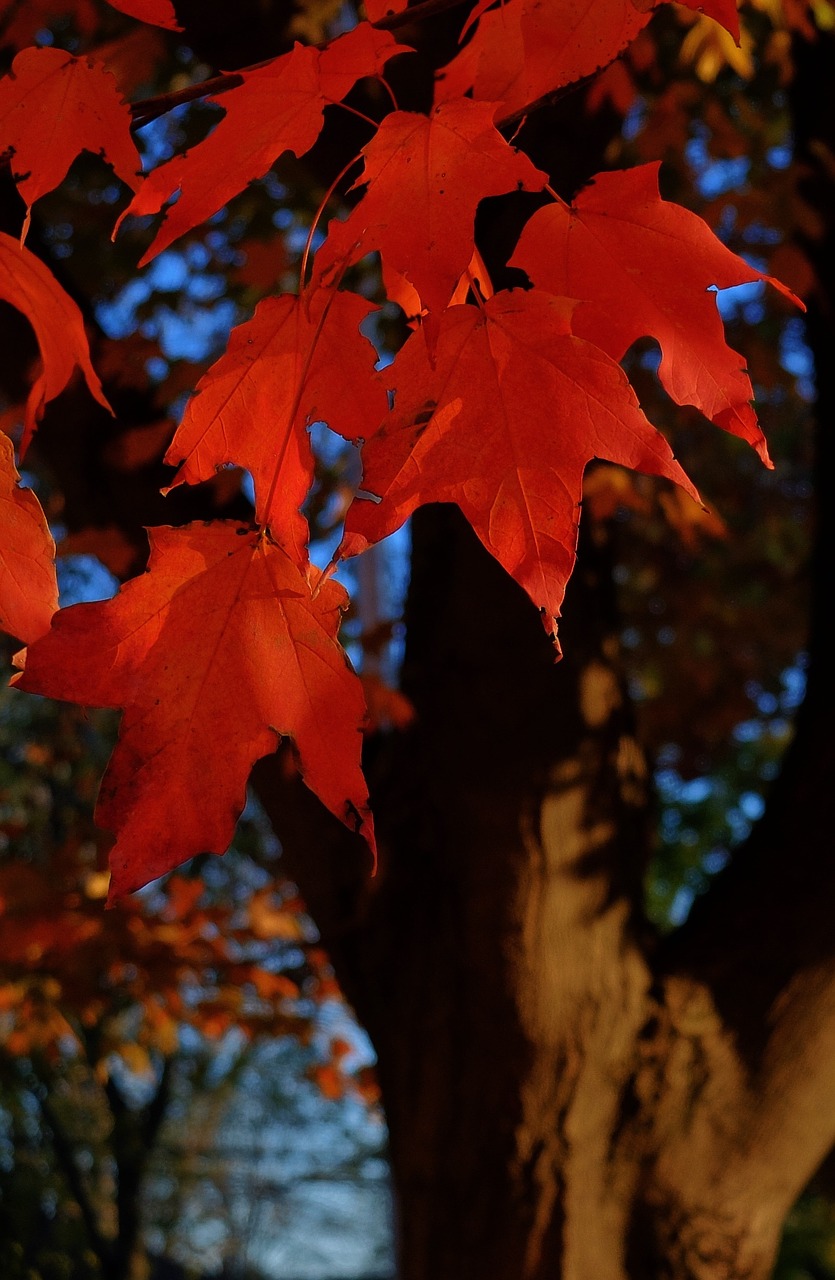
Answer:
[
  {"xmin": 509, "ymin": 164, "xmax": 802, "ymax": 462},
  {"xmin": 0, "ymin": 47, "xmax": 141, "ymax": 222},
  {"xmin": 660, "ymin": 0, "xmax": 741, "ymax": 41},
  {"xmin": 339, "ymin": 290, "xmax": 700, "ymax": 643},
  {"xmin": 435, "ymin": 0, "xmax": 651, "ymax": 116},
  {"xmin": 364, "ymin": 0, "xmax": 408, "ymax": 18},
  {"xmin": 104, "ymin": 0, "xmax": 182, "ymax": 28},
  {"xmin": 14, "ymin": 523, "xmax": 375, "ymax": 900},
  {"xmin": 316, "ymin": 20, "xmax": 412, "ymax": 99},
  {"xmin": 163, "ymin": 289, "xmax": 387, "ymax": 561},
  {"xmin": 435, "ymin": 0, "xmax": 741, "ymax": 115},
  {"xmin": 0, "ymin": 231, "xmax": 111, "ymax": 453},
  {"xmin": 0, "ymin": 432, "xmax": 58, "ymax": 644},
  {"xmin": 118, "ymin": 24, "xmax": 411, "ymax": 265},
  {"xmin": 312, "ymin": 98, "xmax": 546, "ymax": 345}
]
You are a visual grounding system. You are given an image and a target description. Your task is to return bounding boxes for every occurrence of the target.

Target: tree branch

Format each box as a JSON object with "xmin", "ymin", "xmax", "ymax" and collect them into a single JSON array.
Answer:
[
  {"xmin": 35, "ymin": 1077, "xmax": 113, "ymax": 1269},
  {"xmin": 131, "ymin": 71, "xmax": 245, "ymax": 126},
  {"xmin": 127, "ymin": 0, "xmax": 590, "ymax": 133},
  {"xmin": 129, "ymin": 0, "xmax": 471, "ymax": 127},
  {"xmin": 104, "ymin": 1057, "xmax": 174, "ymax": 1275}
]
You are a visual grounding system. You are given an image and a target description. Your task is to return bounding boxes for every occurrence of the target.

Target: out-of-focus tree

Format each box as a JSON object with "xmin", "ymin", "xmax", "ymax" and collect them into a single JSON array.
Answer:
[{"xmin": 0, "ymin": 670, "xmax": 377, "ymax": 1279}]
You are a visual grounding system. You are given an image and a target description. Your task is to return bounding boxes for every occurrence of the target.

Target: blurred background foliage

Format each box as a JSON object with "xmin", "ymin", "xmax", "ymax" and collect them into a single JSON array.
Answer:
[
  {"xmin": 0, "ymin": 0, "xmax": 831, "ymax": 1274},
  {"xmin": 0, "ymin": 652, "xmax": 388, "ymax": 1280}
]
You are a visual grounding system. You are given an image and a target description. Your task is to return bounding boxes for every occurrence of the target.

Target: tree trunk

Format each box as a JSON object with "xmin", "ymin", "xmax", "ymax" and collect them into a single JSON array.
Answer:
[
  {"xmin": 264, "ymin": 506, "xmax": 807, "ymax": 1280},
  {"xmin": 361, "ymin": 507, "xmax": 653, "ymax": 1280}
]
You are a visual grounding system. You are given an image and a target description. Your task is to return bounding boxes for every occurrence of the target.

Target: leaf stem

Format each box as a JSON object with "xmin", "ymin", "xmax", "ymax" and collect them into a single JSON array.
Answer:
[
  {"xmin": 545, "ymin": 182, "xmax": 571, "ymax": 208},
  {"xmin": 259, "ymin": 264, "xmax": 349, "ymax": 534},
  {"xmin": 466, "ymin": 266, "xmax": 487, "ymax": 309},
  {"xmin": 299, "ymin": 155, "xmax": 363, "ymax": 291},
  {"xmin": 469, "ymin": 245, "xmax": 494, "ymax": 298},
  {"xmin": 334, "ymin": 100, "xmax": 381, "ymax": 129},
  {"xmin": 377, "ymin": 75, "xmax": 400, "ymax": 112}
]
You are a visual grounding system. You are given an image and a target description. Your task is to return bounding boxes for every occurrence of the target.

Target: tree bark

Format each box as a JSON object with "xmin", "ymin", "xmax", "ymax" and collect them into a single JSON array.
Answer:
[
  {"xmin": 262, "ymin": 505, "xmax": 804, "ymax": 1280},
  {"xmin": 365, "ymin": 508, "xmax": 654, "ymax": 1280}
]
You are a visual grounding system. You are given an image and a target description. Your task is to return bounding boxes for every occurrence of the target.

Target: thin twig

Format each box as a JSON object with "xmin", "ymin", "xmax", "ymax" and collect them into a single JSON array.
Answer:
[
  {"xmin": 495, "ymin": 71, "xmax": 595, "ymax": 133},
  {"xmin": 131, "ymin": 71, "xmax": 246, "ymax": 126},
  {"xmin": 129, "ymin": 0, "xmax": 471, "ymax": 127}
]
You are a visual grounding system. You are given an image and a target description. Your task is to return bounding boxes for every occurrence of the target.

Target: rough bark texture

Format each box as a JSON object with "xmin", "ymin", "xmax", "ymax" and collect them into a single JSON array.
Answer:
[{"xmin": 260, "ymin": 506, "xmax": 804, "ymax": 1280}]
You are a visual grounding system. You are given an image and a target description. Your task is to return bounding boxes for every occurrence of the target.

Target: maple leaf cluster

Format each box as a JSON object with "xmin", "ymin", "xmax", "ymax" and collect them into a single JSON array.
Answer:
[{"xmin": 0, "ymin": 0, "xmax": 800, "ymax": 900}]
